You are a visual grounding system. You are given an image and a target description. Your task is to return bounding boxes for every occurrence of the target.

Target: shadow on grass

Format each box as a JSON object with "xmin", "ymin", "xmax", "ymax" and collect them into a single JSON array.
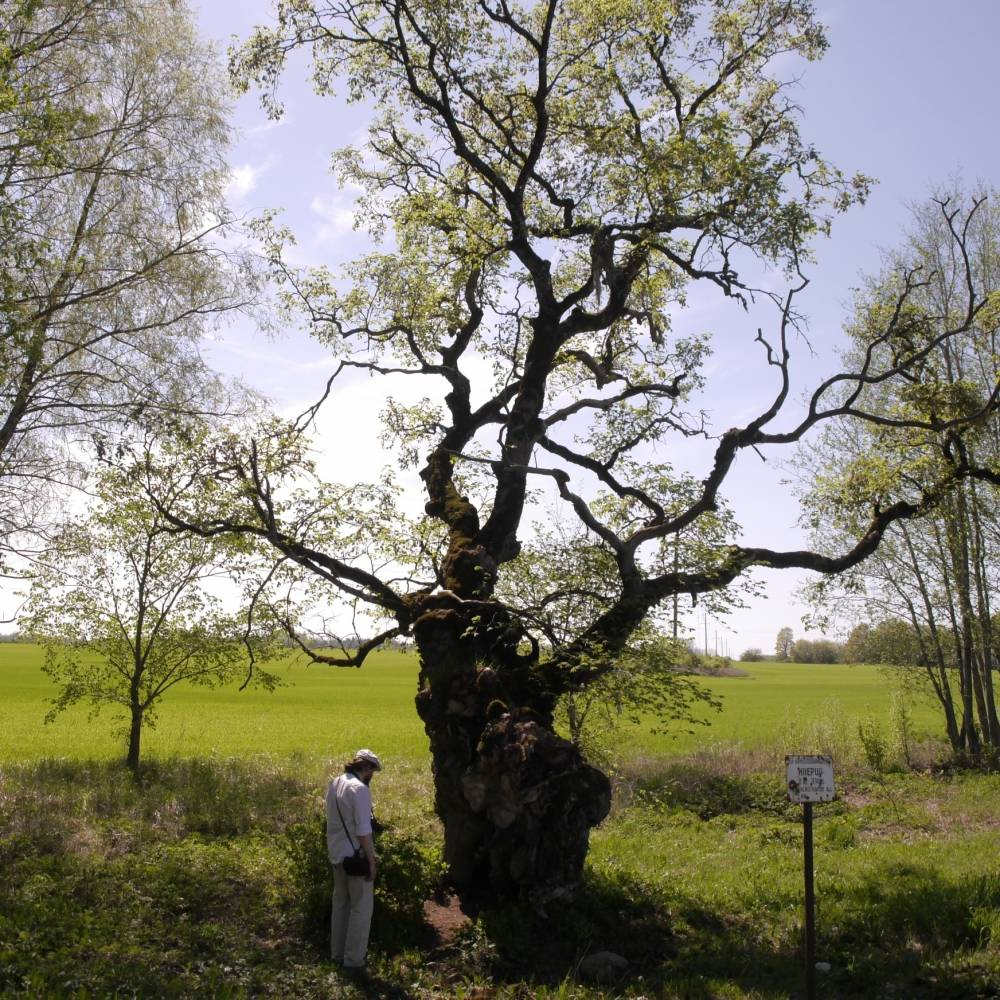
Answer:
[
  {"xmin": 1, "ymin": 755, "xmax": 314, "ymax": 846},
  {"xmin": 818, "ymin": 863, "xmax": 1000, "ymax": 999},
  {"xmin": 283, "ymin": 810, "xmax": 447, "ymax": 955},
  {"xmin": 343, "ymin": 970, "xmax": 421, "ymax": 1000},
  {"xmin": 4, "ymin": 758, "xmax": 999, "ymax": 998},
  {"xmin": 435, "ymin": 861, "xmax": 1000, "ymax": 999},
  {"xmin": 448, "ymin": 867, "xmax": 799, "ymax": 998}
]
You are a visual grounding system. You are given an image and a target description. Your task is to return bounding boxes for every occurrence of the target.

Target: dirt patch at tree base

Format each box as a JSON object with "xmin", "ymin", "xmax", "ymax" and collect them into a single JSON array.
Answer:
[{"xmin": 423, "ymin": 895, "xmax": 471, "ymax": 944}]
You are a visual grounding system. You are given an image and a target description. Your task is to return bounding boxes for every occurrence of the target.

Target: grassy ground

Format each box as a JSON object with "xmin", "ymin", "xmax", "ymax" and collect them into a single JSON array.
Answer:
[
  {"xmin": 2, "ymin": 645, "xmax": 998, "ymax": 998},
  {"xmin": 2, "ymin": 754, "xmax": 999, "ymax": 998}
]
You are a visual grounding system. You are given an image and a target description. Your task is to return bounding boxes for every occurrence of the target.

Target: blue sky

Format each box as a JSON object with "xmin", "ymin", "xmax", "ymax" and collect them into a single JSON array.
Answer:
[{"xmin": 191, "ymin": 0, "xmax": 1000, "ymax": 655}]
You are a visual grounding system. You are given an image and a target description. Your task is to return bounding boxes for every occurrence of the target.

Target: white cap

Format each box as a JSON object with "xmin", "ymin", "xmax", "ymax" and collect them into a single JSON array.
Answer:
[{"xmin": 353, "ymin": 748, "xmax": 382, "ymax": 771}]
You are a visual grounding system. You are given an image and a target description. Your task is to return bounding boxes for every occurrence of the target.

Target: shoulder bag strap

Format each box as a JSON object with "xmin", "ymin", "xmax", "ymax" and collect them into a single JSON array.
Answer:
[{"xmin": 332, "ymin": 777, "xmax": 358, "ymax": 853}]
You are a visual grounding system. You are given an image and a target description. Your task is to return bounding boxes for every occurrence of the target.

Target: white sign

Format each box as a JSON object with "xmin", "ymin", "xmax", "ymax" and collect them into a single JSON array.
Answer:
[{"xmin": 785, "ymin": 754, "xmax": 835, "ymax": 803}]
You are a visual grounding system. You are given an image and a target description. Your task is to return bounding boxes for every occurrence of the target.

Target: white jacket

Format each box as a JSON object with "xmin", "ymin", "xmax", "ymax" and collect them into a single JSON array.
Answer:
[{"xmin": 325, "ymin": 772, "xmax": 373, "ymax": 863}]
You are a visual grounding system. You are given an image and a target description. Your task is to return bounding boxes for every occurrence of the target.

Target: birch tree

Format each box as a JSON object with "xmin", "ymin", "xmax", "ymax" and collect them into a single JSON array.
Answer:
[
  {"xmin": 803, "ymin": 188, "xmax": 1000, "ymax": 755},
  {"xmin": 0, "ymin": 0, "xmax": 248, "ymax": 566}
]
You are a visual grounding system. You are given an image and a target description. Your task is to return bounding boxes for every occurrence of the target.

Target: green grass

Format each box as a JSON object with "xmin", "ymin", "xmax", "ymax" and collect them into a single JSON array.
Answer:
[
  {"xmin": 2, "ymin": 643, "xmax": 999, "ymax": 997},
  {"xmin": 2, "ymin": 755, "xmax": 999, "ymax": 998},
  {"xmin": 0, "ymin": 644, "xmax": 428, "ymax": 765},
  {"xmin": 0, "ymin": 644, "xmax": 946, "ymax": 766},
  {"xmin": 585, "ymin": 768, "xmax": 1000, "ymax": 998},
  {"xmin": 630, "ymin": 660, "xmax": 944, "ymax": 757}
]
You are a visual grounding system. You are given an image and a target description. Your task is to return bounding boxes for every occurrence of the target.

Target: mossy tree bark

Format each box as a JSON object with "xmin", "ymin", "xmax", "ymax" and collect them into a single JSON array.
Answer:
[{"xmin": 412, "ymin": 598, "xmax": 610, "ymax": 906}]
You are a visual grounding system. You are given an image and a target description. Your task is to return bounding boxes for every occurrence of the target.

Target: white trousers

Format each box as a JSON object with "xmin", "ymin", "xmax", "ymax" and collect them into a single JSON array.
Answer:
[{"xmin": 330, "ymin": 863, "xmax": 374, "ymax": 967}]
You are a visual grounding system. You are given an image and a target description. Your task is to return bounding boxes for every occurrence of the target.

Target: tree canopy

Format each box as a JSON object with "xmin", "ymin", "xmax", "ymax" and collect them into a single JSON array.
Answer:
[
  {"xmin": 140, "ymin": 0, "xmax": 1000, "ymax": 904},
  {"xmin": 774, "ymin": 626, "xmax": 793, "ymax": 660},
  {"xmin": 802, "ymin": 188, "xmax": 1000, "ymax": 753},
  {"xmin": 0, "ymin": 0, "xmax": 250, "ymax": 570}
]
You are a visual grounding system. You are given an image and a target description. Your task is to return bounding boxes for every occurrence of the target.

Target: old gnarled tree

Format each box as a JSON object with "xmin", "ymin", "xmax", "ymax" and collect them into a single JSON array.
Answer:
[{"xmin": 152, "ymin": 1, "xmax": 1000, "ymax": 907}]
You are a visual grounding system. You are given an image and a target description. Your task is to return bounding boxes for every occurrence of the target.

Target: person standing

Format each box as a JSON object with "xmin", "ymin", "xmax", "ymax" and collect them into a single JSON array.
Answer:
[{"xmin": 325, "ymin": 748, "xmax": 382, "ymax": 969}]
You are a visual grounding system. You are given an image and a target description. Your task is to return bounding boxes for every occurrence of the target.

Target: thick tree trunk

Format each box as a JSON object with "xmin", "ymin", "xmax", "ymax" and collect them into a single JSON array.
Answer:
[{"xmin": 412, "ymin": 599, "xmax": 611, "ymax": 909}]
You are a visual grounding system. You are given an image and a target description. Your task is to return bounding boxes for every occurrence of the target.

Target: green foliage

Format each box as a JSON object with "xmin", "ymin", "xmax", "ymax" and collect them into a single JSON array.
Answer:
[
  {"xmin": 555, "ymin": 637, "xmax": 722, "ymax": 762},
  {"xmin": 284, "ymin": 811, "xmax": 447, "ymax": 953},
  {"xmin": 1, "ymin": 0, "xmax": 245, "ymax": 560},
  {"xmin": 845, "ymin": 618, "xmax": 925, "ymax": 667},
  {"xmin": 790, "ymin": 637, "xmax": 843, "ymax": 663},
  {"xmin": 857, "ymin": 717, "xmax": 891, "ymax": 774},
  {"xmin": 23, "ymin": 464, "xmax": 282, "ymax": 767},
  {"xmin": 634, "ymin": 763, "xmax": 791, "ymax": 820},
  {"xmin": 819, "ymin": 814, "xmax": 859, "ymax": 849},
  {"xmin": 496, "ymin": 513, "xmax": 731, "ymax": 758},
  {"xmin": 890, "ymin": 690, "xmax": 915, "ymax": 769}
]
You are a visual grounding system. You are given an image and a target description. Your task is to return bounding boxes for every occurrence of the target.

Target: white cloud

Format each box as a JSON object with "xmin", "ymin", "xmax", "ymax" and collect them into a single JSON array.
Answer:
[
  {"xmin": 226, "ymin": 155, "xmax": 278, "ymax": 203},
  {"xmin": 227, "ymin": 164, "xmax": 259, "ymax": 200},
  {"xmin": 245, "ymin": 118, "xmax": 285, "ymax": 139},
  {"xmin": 310, "ymin": 192, "xmax": 360, "ymax": 244}
]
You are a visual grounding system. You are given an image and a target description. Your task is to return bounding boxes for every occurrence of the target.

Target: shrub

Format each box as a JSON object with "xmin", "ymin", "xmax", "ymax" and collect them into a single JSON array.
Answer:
[
  {"xmin": 283, "ymin": 811, "xmax": 446, "ymax": 954},
  {"xmin": 889, "ymin": 691, "xmax": 914, "ymax": 769},
  {"xmin": 857, "ymin": 717, "xmax": 890, "ymax": 774},
  {"xmin": 791, "ymin": 638, "xmax": 844, "ymax": 663}
]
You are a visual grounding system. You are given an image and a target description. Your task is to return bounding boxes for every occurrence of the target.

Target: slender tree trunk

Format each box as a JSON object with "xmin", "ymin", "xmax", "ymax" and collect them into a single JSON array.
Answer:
[
  {"xmin": 934, "ymin": 517, "xmax": 976, "ymax": 753},
  {"xmin": 957, "ymin": 495, "xmax": 990, "ymax": 754},
  {"xmin": 566, "ymin": 695, "xmax": 582, "ymax": 746},
  {"xmin": 412, "ymin": 598, "xmax": 611, "ymax": 909},
  {"xmin": 126, "ymin": 704, "xmax": 142, "ymax": 771},
  {"xmin": 968, "ymin": 478, "xmax": 1000, "ymax": 745},
  {"xmin": 898, "ymin": 526, "xmax": 963, "ymax": 751}
]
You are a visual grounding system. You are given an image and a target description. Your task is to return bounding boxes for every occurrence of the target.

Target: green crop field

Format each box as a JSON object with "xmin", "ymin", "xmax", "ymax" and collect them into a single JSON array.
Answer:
[
  {"xmin": 0, "ymin": 643, "xmax": 428, "ymax": 766},
  {"xmin": 0, "ymin": 642, "xmax": 945, "ymax": 766},
  {"xmin": 640, "ymin": 659, "xmax": 944, "ymax": 756}
]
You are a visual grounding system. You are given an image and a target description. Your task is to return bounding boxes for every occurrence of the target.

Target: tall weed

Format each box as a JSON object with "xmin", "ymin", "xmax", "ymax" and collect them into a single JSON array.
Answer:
[
  {"xmin": 889, "ymin": 690, "xmax": 915, "ymax": 768},
  {"xmin": 857, "ymin": 717, "xmax": 891, "ymax": 774}
]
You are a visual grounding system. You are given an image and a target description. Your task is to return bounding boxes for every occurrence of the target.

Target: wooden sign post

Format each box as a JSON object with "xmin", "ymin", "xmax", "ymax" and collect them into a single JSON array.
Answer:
[{"xmin": 785, "ymin": 754, "xmax": 835, "ymax": 1000}]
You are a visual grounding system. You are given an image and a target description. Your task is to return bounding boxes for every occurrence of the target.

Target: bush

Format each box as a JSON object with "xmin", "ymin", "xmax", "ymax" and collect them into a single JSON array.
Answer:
[
  {"xmin": 857, "ymin": 718, "xmax": 891, "ymax": 773},
  {"xmin": 740, "ymin": 648, "xmax": 764, "ymax": 662},
  {"xmin": 791, "ymin": 638, "xmax": 844, "ymax": 663},
  {"xmin": 283, "ymin": 811, "xmax": 446, "ymax": 954}
]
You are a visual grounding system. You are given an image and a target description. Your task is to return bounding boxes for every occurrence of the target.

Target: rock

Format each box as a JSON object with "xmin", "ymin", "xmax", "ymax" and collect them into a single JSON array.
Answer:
[{"xmin": 578, "ymin": 950, "xmax": 629, "ymax": 984}]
